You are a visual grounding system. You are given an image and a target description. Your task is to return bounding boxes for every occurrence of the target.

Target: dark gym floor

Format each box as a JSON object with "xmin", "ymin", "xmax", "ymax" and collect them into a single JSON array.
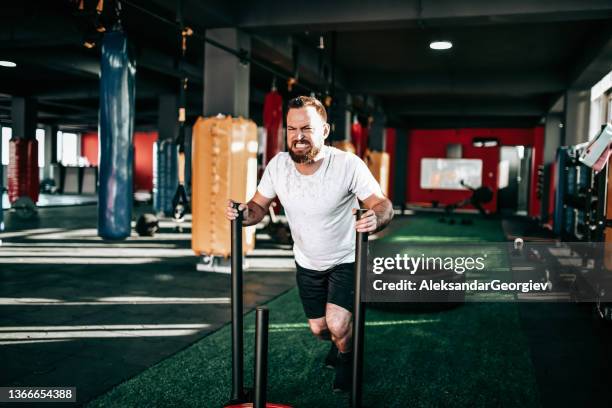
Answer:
[{"xmin": 0, "ymin": 203, "xmax": 296, "ymax": 406}]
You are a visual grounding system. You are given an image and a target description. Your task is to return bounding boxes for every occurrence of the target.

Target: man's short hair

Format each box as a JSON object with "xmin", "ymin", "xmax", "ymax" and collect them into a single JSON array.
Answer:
[{"xmin": 287, "ymin": 96, "xmax": 327, "ymax": 122}]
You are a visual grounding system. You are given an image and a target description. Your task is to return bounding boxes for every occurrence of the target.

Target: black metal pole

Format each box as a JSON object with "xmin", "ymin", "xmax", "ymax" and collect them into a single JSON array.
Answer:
[
  {"xmin": 254, "ymin": 307, "xmax": 269, "ymax": 408},
  {"xmin": 351, "ymin": 209, "xmax": 368, "ymax": 408},
  {"xmin": 230, "ymin": 202, "xmax": 245, "ymax": 403}
]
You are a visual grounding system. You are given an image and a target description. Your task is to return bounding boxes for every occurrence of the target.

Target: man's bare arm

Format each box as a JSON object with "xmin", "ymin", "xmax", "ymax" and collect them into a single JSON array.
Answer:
[
  {"xmin": 356, "ymin": 194, "xmax": 394, "ymax": 233},
  {"xmin": 226, "ymin": 191, "xmax": 274, "ymax": 226},
  {"xmin": 243, "ymin": 192, "xmax": 274, "ymax": 226}
]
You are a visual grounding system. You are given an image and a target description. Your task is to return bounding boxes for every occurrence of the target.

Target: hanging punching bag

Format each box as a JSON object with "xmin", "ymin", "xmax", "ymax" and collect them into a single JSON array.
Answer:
[
  {"xmin": 153, "ymin": 140, "xmax": 178, "ymax": 216},
  {"xmin": 7, "ymin": 138, "xmax": 39, "ymax": 204},
  {"xmin": 98, "ymin": 31, "xmax": 136, "ymax": 240},
  {"xmin": 351, "ymin": 119, "xmax": 364, "ymax": 158},
  {"xmin": 263, "ymin": 90, "xmax": 283, "ymax": 164},
  {"xmin": 0, "ymin": 139, "xmax": 3, "ymax": 231}
]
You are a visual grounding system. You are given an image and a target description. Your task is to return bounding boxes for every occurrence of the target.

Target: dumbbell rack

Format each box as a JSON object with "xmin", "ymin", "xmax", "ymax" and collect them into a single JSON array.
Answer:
[{"xmin": 554, "ymin": 143, "xmax": 612, "ymax": 306}]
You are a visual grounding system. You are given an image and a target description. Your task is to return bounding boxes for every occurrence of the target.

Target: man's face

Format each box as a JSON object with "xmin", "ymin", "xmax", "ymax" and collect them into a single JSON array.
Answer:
[{"xmin": 286, "ymin": 106, "xmax": 330, "ymax": 164}]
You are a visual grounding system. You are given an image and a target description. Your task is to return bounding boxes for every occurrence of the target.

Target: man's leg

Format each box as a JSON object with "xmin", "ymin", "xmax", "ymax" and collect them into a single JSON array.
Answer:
[
  {"xmin": 326, "ymin": 303, "xmax": 352, "ymax": 352},
  {"xmin": 328, "ymin": 302, "xmax": 354, "ymax": 392},
  {"xmin": 326, "ymin": 263, "xmax": 356, "ymax": 392},
  {"xmin": 295, "ymin": 262, "xmax": 338, "ymax": 369},
  {"xmin": 308, "ymin": 316, "xmax": 331, "ymax": 340},
  {"xmin": 308, "ymin": 315, "xmax": 340, "ymax": 370},
  {"xmin": 295, "ymin": 262, "xmax": 330, "ymax": 338}
]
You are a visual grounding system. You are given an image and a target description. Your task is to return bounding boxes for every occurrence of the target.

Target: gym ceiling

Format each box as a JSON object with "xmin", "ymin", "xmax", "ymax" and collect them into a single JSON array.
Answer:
[{"xmin": 1, "ymin": 0, "xmax": 611, "ymax": 132}]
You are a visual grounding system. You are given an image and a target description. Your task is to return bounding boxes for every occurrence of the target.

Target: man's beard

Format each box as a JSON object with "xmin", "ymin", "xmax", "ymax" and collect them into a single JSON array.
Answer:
[{"xmin": 289, "ymin": 141, "xmax": 320, "ymax": 164}]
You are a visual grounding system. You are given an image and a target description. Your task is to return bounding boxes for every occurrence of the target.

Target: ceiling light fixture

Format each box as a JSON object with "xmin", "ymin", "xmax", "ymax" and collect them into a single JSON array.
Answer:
[
  {"xmin": 429, "ymin": 41, "xmax": 453, "ymax": 50},
  {"xmin": 0, "ymin": 60, "xmax": 16, "ymax": 68}
]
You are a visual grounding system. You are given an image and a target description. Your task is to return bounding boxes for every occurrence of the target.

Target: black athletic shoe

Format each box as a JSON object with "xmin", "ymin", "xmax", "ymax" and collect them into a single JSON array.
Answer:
[
  {"xmin": 333, "ymin": 351, "xmax": 352, "ymax": 393},
  {"xmin": 324, "ymin": 342, "xmax": 338, "ymax": 369}
]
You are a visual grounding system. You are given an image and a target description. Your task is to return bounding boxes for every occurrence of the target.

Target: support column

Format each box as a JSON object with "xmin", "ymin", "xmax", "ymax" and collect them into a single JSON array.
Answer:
[
  {"xmin": 42, "ymin": 125, "xmax": 54, "ymax": 179},
  {"xmin": 203, "ymin": 28, "xmax": 250, "ymax": 117},
  {"xmin": 563, "ymin": 89, "xmax": 590, "ymax": 146},
  {"xmin": 154, "ymin": 94, "xmax": 179, "ymax": 215},
  {"xmin": 11, "ymin": 97, "xmax": 37, "ymax": 140},
  {"xmin": 158, "ymin": 95, "xmax": 178, "ymax": 142},
  {"xmin": 543, "ymin": 113, "xmax": 563, "ymax": 164},
  {"xmin": 50, "ymin": 125, "xmax": 58, "ymax": 165},
  {"xmin": 48, "ymin": 125, "xmax": 59, "ymax": 188},
  {"xmin": 9, "ymin": 96, "xmax": 39, "ymax": 204},
  {"xmin": 184, "ymin": 124, "xmax": 193, "ymax": 201},
  {"xmin": 368, "ymin": 109, "xmax": 386, "ymax": 151},
  {"xmin": 393, "ymin": 129, "xmax": 409, "ymax": 209},
  {"xmin": 329, "ymin": 92, "xmax": 351, "ymax": 143}
]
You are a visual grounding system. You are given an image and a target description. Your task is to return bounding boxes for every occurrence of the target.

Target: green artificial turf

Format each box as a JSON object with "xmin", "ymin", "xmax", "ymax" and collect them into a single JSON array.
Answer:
[
  {"xmin": 88, "ymin": 214, "xmax": 540, "ymax": 408},
  {"xmin": 380, "ymin": 213, "xmax": 505, "ymax": 243}
]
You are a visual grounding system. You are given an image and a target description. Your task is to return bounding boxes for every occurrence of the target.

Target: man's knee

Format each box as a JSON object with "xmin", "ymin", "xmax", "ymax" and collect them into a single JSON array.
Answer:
[
  {"xmin": 308, "ymin": 318, "xmax": 330, "ymax": 339},
  {"xmin": 327, "ymin": 317, "xmax": 350, "ymax": 338},
  {"xmin": 326, "ymin": 305, "xmax": 352, "ymax": 338}
]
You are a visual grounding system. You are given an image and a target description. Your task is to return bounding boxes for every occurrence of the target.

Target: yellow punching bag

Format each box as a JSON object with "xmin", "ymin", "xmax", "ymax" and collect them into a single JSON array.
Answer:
[
  {"xmin": 332, "ymin": 140, "xmax": 357, "ymax": 154},
  {"xmin": 365, "ymin": 150, "xmax": 390, "ymax": 196},
  {"xmin": 191, "ymin": 115, "xmax": 257, "ymax": 257}
]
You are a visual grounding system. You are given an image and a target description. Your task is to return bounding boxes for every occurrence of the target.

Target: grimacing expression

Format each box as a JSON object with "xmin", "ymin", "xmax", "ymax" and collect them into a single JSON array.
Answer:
[{"xmin": 286, "ymin": 106, "xmax": 330, "ymax": 164}]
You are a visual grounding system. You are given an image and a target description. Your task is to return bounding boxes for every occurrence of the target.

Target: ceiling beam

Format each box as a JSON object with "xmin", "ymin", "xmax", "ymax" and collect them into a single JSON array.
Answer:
[
  {"xmin": 386, "ymin": 99, "xmax": 545, "ymax": 117},
  {"xmin": 141, "ymin": 0, "xmax": 236, "ymax": 28},
  {"xmin": 252, "ymin": 33, "xmax": 348, "ymax": 93},
  {"xmin": 568, "ymin": 25, "xmax": 612, "ymax": 89},
  {"xmin": 3, "ymin": 46, "xmax": 203, "ymax": 85},
  {"xmin": 30, "ymin": 78, "xmax": 173, "ymax": 100},
  {"xmin": 3, "ymin": 49, "xmax": 100, "ymax": 78},
  {"xmin": 0, "ymin": 6, "xmax": 82, "ymax": 49},
  {"xmin": 237, "ymin": 0, "xmax": 612, "ymax": 30},
  {"xmin": 350, "ymin": 72, "xmax": 566, "ymax": 96},
  {"xmin": 136, "ymin": 47, "xmax": 203, "ymax": 83},
  {"xmin": 399, "ymin": 115, "xmax": 541, "ymax": 128}
]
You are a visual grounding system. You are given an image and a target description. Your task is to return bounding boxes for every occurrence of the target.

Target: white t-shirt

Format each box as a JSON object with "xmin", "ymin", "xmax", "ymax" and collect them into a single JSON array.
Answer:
[{"xmin": 257, "ymin": 145, "xmax": 383, "ymax": 271}]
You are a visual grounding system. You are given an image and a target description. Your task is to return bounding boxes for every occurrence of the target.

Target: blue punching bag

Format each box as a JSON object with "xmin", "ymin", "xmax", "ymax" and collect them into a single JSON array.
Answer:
[
  {"xmin": 183, "ymin": 125, "xmax": 192, "ymax": 202},
  {"xmin": 153, "ymin": 140, "xmax": 178, "ymax": 216},
  {"xmin": 0, "ymin": 138, "xmax": 3, "ymax": 232},
  {"xmin": 98, "ymin": 31, "xmax": 136, "ymax": 239}
]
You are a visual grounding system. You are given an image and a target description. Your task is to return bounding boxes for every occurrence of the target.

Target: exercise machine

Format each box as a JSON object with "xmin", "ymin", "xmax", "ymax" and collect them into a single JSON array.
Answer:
[{"xmin": 224, "ymin": 203, "xmax": 292, "ymax": 408}]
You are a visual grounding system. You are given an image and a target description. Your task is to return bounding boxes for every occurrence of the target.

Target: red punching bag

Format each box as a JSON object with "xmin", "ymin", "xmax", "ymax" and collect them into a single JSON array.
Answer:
[
  {"xmin": 7, "ymin": 138, "xmax": 39, "ymax": 204},
  {"xmin": 27, "ymin": 138, "xmax": 39, "ymax": 203},
  {"xmin": 351, "ymin": 119, "xmax": 364, "ymax": 158},
  {"xmin": 263, "ymin": 90, "xmax": 283, "ymax": 165},
  {"xmin": 361, "ymin": 125, "xmax": 369, "ymax": 159}
]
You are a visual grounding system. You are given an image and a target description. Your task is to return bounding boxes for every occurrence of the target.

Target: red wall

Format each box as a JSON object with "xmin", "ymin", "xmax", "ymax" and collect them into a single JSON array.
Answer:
[
  {"xmin": 406, "ymin": 127, "xmax": 544, "ymax": 217},
  {"xmin": 81, "ymin": 132, "xmax": 98, "ymax": 166},
  {"xmin": 80, "ymin": 131, "xmax": 158, "ymax": 191},
  {"xmin": 384, "ymin": 128, "xmax": 396, "ymax": 202},
  {"xmin": 133, "ymin": 131, "xmax": 157, "ymax": 191}
]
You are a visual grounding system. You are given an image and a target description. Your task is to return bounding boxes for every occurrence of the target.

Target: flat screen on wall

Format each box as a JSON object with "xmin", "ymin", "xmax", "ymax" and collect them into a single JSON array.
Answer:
[{"xmin": 420, "ymin": 158, "xmax": 483, "ymax": 190}]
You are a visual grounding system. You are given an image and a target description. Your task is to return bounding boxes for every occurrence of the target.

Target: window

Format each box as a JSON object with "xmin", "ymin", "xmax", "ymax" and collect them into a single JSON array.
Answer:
[
  {"xmin": 36, "ymin": 128, "xmax": 45, "ymax": 168},
  {"xmin": 1, "ymin": 127, "xmax": 46, "ymax": 167},
  {"xmin": 472, "ymin": 137, "xmax": 499, "ymax": 147},
  {"xmin": 58, "ymin": 131, "xmax": 78, "ymax": 166},
  {"xmin": 56, "ymin": 131, "xmax": 63, "ymax": 163},
  {"xmin": 607, "ymin": 91, "xmax": 612, "ymax": 123},
  {"xmin": 2, "ymin": 127, "xmax": 11, "ymax": 165}
]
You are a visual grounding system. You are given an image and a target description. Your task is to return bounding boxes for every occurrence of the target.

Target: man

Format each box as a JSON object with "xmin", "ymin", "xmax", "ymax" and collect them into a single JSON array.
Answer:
[{"xmin": 225, "ymin": 96, "xmax": 393, "ymax": 392}]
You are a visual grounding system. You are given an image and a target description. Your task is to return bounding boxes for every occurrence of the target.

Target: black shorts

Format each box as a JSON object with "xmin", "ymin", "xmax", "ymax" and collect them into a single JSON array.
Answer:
[{"xmin": 295, "ymin": 262, "xmax": 355, "ymax": 319}]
